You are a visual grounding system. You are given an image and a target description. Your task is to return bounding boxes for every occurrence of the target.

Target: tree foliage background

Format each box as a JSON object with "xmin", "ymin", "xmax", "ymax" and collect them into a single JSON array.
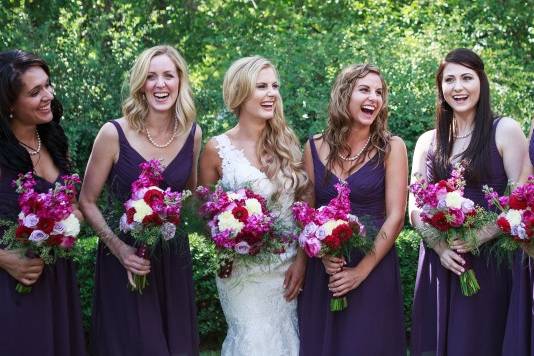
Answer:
[{"xmin": 1, "ymin": 0, "xmax": 533, "ymax": 349}]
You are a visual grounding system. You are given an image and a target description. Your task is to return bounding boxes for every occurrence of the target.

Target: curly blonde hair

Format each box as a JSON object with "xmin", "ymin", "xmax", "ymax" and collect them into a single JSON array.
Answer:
[
  {"xmin": 323, "ymin": 63, "xmax": 391, "ymax": 173},
  {"xmin": 122, "ymin": 45, "xmax": 196, "ymax": 134},
  {"xmin": 222, "ymin": 56, "xmax": 309, "ymax": 200}
]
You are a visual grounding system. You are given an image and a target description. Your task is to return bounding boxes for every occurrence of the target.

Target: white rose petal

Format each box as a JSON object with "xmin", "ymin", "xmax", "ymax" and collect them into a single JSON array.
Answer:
[
  {"xmin": 62, "ymin": 213, "xmax": 80, "ymax": 237},
  {"xmin": 244, "ymin": 198, "xmax": 262, "ymax": 216},
  {"xmin": 445, "ymin": 191, "xmax": 463, "ymax": 209}
]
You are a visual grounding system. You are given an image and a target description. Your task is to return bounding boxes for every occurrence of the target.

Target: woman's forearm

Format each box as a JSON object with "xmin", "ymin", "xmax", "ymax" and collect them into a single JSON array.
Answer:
[{"xmin": 80, "ymin": 201, "xmax": 125, "ymax": 256}]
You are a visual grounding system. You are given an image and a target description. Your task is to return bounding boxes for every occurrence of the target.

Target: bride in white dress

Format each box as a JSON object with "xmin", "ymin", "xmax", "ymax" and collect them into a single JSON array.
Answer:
[{"xmin": 199, "ymin": 56, "xmax": 309, "ymax": 356}]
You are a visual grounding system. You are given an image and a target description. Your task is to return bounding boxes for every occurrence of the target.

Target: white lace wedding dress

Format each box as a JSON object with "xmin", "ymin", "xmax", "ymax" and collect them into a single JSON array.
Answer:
[{"xmin": 214, "ymin": 134, "xmax": 299, "ymax": 356}]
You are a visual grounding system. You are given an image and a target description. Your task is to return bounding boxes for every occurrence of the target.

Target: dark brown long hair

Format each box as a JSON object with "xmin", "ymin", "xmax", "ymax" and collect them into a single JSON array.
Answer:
[{"xmin": 433, "ymin": 48, "xmax": 495, "ymax": 182}]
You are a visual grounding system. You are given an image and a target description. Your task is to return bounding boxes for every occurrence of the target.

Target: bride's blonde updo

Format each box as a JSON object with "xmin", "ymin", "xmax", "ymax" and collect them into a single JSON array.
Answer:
[
  {"xmin": 222, "ymin": 56, "xmax": 309, "ymax": 200},
  {"xmin": 122, "ymin": 45, "xmax": 196, "ymax": 135}
]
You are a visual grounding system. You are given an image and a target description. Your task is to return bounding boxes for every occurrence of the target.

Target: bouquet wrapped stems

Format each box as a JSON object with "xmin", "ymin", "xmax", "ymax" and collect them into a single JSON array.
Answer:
[
  {"xmin": 130, "ymin": 244, "xmax": 149, "ymax": 293},
  {"xmin": 330, "ymin": 252, "xmax": 348, "ymax": 312},
  {"xmin": 447, "ymin": 229, "xmax": 480, "ymax": 296},
  {"xmin": 330, "ymin": 295, "xmax": 348, "ymax": 312},
  {"xmin": 458, "ymin": 252, "xmax": 479, "ymax": 296},
  {"xmin": 15, "ymin": 249, "xmax": 36, "ymax": 294}
]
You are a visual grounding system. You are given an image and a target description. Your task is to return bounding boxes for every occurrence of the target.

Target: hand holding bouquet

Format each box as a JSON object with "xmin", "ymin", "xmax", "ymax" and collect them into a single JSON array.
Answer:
[
  {"xmin": 197, "ymin": 185, "xmax": 274, "ymax": 278},
  {"xmin": 292, "ymin": 182, "xmax": 370, "ymax": 311},
  {"xmin": 483, "ymin": 177, "xmax": 534, "ymax": 248},
  {"xmin": 1, "ymin": 172, "xmax": 81, "ymax": 294},
  {"xmin": 410, "ymin": 164, "xmax": 490, "ymax": 296},
  {"xmin": 119, "ymin": 160, "xmax": 190, "ymax": 293}
]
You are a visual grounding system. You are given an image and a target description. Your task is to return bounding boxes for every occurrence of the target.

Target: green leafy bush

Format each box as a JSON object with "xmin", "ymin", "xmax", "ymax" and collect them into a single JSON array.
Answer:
[{"xmin": 396, "ymin": 229, "xmax": 422, "ymax": 336}]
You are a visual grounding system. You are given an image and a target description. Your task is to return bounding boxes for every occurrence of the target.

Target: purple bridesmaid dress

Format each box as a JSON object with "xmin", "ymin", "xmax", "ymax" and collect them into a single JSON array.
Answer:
[
  {"xmin": 298, "ymin": 138, "xmax": 406, "ymax": 355},
  {"xmin": 0, "ymin": 168, "xmax": 86, "ymax": 356},
  {"xmin": 502, "ymin": 132, "xmax": 534, "ymax": 355},
  {"xmin": 91, "ymin": 121, "xmax": 199, "ymax": 356},
  {"xmin": 411, "ymin": 118, "xmax": 512, "ymax": 356}
]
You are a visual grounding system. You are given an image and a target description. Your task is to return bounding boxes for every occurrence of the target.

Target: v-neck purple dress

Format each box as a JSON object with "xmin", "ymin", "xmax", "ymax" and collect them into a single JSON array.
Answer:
[
  {"xmin": 0, "ymin": 167, "xmax": 86, "ymax": 356},
  {"xmin": 91, "ymin": 121, "xmax": 199, "ymax": 356},
  {"xmin": 298, "ymin": 138, "xmax": 406, "ymax": 355},
  {"xmin": 411, "ymin": 118, "xmax": 512, "ymax": 356},
  {"xmin": 502, "ymin": 132, "xmax": 534, "ymax": 355}
]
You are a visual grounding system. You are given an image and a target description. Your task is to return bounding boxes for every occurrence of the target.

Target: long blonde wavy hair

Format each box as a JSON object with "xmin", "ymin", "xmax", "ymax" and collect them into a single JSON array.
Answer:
[
  {"xmin": 122, "ymin": 45, "xmax": 196, "ymax": 134},
  {"xmin": 323, "ymin": 63, "xmax": 391, "ymax": 174},
  {"xmin": 222, "ymin": 56, "xmax": 309, "ymax": 200}
]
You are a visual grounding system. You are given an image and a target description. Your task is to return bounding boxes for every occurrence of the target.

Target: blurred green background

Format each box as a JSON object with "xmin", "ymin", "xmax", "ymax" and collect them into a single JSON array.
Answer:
[{"xmin": 2, "ymin": 0, "xmax": 532, "ymax": 351}]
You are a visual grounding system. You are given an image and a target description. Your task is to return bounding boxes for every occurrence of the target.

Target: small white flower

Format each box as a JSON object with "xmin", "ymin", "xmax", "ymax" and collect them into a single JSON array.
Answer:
[
  {"xmin": 227, "ymin": 192, "xmax": 241, "ymax": 201},
  {"xmin": 119, "ymin": 214, "xmax": 132, "ymax": 232},
  {"xmin": 29, "ymin": 229, "xmax": 48, "ymax": 242},
  {"xmin": 217, "ymin": 211, "xmax": 244, "ymax": 235},
  {"xmin": 62, "ymin": 213, "xmax": 80, "ymax": 237},
  {"xmin": 461, "ymin": 198, "xmax": 475, "ymax": 213},
  {"xmin": 234, "ymin": 241, "xmax": 251, "ymax": 254},
  {"xmin": 244, "ymin": 198, "xmax": 262, "ymax": 216},
  {"xmin": 52, "ymin": 221, "xmax": 66, "ymax": 235},
  {"xmin": 321, "ymin": 219, "xmax": 345, "ymax": 236},
  {"xmin": 160, "ymin": 222, "xmax": 176, "ymax": 241},
  {"xmin": 23, "ymin": 213, "xmax": 39, "ymax": 228},
  {"xmin": 506, "ymin": 209, "xmax": 523, "ymax": 227},
  {"xmin": 131, "ymin": 199, "xmax": 153, "ymax": 223},
  {"xmin": 445, "ymin": 191, "xmax": 463, "ymax": 209}
]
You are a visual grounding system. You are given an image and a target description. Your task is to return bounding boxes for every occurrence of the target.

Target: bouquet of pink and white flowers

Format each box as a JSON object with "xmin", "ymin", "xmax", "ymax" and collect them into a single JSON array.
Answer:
[
  {"xmin": 483, "ymin": 177, "xmax": 534, "ymax": 247},
  {"xmin": 410, "ymin": 164, "xmax": 492, "ymax": 296},
  {"xmin": 119, "ymin": 160, "xmax": 190, "ymax": 293},
  {"xmin": 292, "ymin": 182, "xmax": 370, "ymax": 312},
  {"xmin": 1, "ymin": 172, "xmax": 81, "ymax": 294},
  {"xmin": 197, "ymin": 185, "xmax": 275, "ymax": 278}
]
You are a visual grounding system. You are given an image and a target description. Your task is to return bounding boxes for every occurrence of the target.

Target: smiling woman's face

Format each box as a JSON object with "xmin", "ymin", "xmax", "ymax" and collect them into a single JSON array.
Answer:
[
  {"xmin": 441, "ymin": 62, "xmax": 480, "ymax": 117},
  {"xmin": 348, "ymin": 72, "xmax": 383, "ymax": 127},
  {"xmin": 240, "ymin": 66, "xmax": 280, "ymax": 121},
  {"xmin": 11, "ymin": 66, "xmax": 54, "ymax": 125}
]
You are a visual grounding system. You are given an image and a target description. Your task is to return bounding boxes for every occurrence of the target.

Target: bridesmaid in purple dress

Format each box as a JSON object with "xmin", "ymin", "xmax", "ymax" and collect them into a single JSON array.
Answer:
[
  {"xmin": 298, "ymin": 64, "xmax": 408, "ymax": 355},
  {"xmin": 502, "ymin": 122, "xmax": 534, "ymax": 355},
  {"xmin": 409, "ymin": 48, "xmax": 528, "ymax": 356},
  {"xmin": 0, "ymin": 50, "xmax": 85, "ymax": 355},
  {"xmin": 79, "ymin": 45, "xmax": 201, "ymax": 356}
]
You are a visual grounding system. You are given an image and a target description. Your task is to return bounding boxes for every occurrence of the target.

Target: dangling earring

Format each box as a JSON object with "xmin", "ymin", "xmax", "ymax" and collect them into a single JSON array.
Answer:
[{"xmin": 9, "ymin": 112, "xmax": 13, "ymax": 119}]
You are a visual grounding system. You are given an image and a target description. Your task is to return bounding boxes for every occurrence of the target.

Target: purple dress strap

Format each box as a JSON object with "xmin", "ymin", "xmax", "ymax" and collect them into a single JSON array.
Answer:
[
  {"xmin": 91, "ymin": 120, "xmax": 199, "ymax": 356},
  {"xmin": 298, "ymin": 137, "xmax": 406, "ymax": 355},
  {"xmin": 411, "ymin": 118, "xmax": 512, "ymax": 356},
  {"xmin": 0, "ymin": 167, "xmax": 86, "ymax": 356}
]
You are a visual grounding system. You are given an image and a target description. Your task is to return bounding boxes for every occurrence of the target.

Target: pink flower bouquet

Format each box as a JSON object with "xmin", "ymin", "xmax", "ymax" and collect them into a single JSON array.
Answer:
[
  {"xmin": 119, "ymin": 160, "xmax": 190, "ymax": 293},
  {"xmin": 1, "ymin": 172, "xmax": 81, "ymax": 294},
  {"xmin": 197, "ymin": 185, "xmax": 274, "ymax": 278},
  {"xmin": 410, "ymin": 164, "xmax": 491, "ymax": 296},
  {"xmin": 483, "ymin": 177, "xmax": 534, "ymax": 247},
  {"xmin": 292, "ymin": 182, "xmax": 370, "ymax": 312}
]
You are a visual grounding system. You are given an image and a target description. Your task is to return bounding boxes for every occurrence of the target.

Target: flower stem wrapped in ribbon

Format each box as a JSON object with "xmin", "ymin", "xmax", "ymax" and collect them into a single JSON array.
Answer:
[
  {"xmin": 292, "ymin": 182, "xmax": 371, "ymax": 312},
  {"xmin": 410, "ymin": 164, "xmax": 493, "ymax": 296},
  {"xmin": 119, "ymin": 160, "xmax": 190, "ymax": 293},
  {"xmin": 1, "ymin": 172, "xmax": 81, "ymax": 294}
]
